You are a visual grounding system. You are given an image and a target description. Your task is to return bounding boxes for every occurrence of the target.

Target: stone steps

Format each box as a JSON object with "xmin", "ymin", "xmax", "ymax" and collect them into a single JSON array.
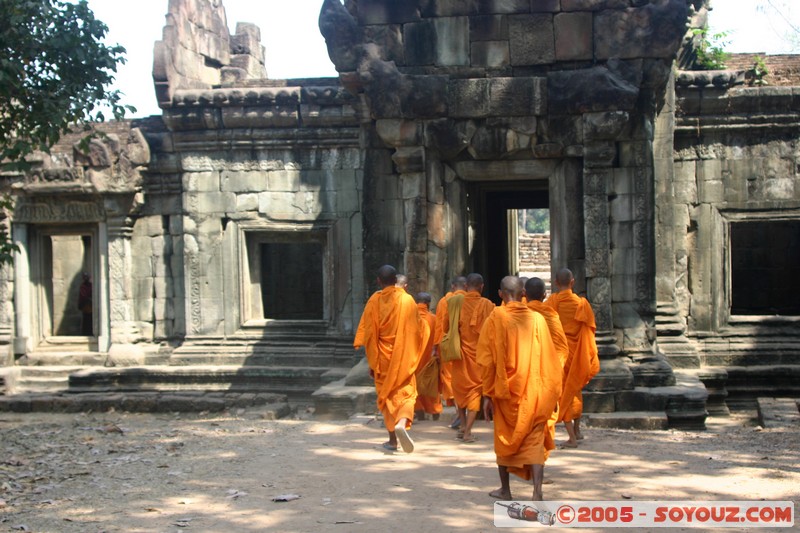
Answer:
[
  {"xmin": 0, "ymin": 390, "xmax": 291, "ymax": 416},
  {"xmin": 67, "ymin": 365, "xmax": 345, "ymax": 399},
  {"xmin": 757, "ymin": 397, "xmax": 800, "ymax": 429},
  {"xmin": 584, "ymin": 411, "xmax": 669, "ymax": 430}
]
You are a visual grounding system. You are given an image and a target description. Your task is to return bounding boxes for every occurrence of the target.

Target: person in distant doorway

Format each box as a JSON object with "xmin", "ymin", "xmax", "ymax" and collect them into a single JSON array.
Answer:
[
  {"xmin": 78, "ymin": 272, "xmax": 93, "ymax": 336},
  {"xmin": 354, "ymin": 265, "xmax": 428, "ymax": 453}
]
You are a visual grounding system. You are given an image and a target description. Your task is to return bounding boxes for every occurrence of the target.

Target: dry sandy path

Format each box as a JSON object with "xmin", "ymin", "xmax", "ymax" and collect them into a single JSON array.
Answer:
[{"xmin": 1, "ymin": 408, "xmax": 798, "ymax": 532}]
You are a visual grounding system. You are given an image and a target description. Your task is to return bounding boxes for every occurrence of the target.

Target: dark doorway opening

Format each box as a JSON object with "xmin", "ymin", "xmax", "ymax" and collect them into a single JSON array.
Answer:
[
  {"xmin": 470, "ymin": 182, "xmax": 549, "ymax": 305},
  {"xmin": 260, "ymin": 242, "xmax": 324, "ymax": 320},
  {"xmin": 730, "ymin": 220, "xmax": 800, "ymax": 315}
]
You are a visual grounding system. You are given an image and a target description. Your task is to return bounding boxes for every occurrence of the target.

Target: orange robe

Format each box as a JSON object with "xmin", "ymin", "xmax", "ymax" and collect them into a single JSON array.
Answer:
[
  {"xmin": 414, "ymin": 303, "xmax": 442, "ymax": 414},
  {"xmin": 527, "ymin": 299, "xmax": 570, "ymax": 458},
  {"xmin": 546, "ymin": 289, "xmax": 599, "ymax": 422},
  {"xmin": 477, "ymin": 302, "xmax": 562, "ymax": 480},
  {"xmin": 441, "ymin": 290, "xmax": 495, "ymax": 412},
  {"xmin": 434, "ymin": 291, "xmax": 458, "ymax": 405},
  {"xmin": 354, "ymin": 286, "xmax": 429, "ymax": 431}
]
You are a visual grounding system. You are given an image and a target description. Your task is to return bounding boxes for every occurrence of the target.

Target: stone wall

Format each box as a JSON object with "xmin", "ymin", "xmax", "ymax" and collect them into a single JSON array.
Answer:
[
  {"xmin": 321, "ymin": 0, "xmax": 694, "ymax": 350},
  {"xmin": 518, "ymin": 233, "xmax": 550, "ymax": 271},
  {"xmin": 658, "ymin": 70, "xmax": 800, "ymax": 365}
]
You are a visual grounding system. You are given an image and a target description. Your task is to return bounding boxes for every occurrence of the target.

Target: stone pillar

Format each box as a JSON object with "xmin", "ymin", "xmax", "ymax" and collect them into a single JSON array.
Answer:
[
  {"xmin": 12, "ymin": 224, "xmax": 30, "ymax": 356},
  {"xmin": 106, "ymin": 217, "xmax": 145, "ymax": 365},
  {"xmin": 392, "ymin": 146, "xmax": 427, "ymax": 292}
]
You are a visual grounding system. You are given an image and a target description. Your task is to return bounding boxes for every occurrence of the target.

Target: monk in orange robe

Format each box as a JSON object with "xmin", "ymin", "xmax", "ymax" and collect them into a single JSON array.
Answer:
[
  {"xmin": 546, "ymin": 268, "xmax": 600, "ymax": 448},
  {"xmin": 414, "ymin": 292, "xmax": 442, "ymax": 419},
  {"xmin": 525, "ymin": 276, "xmax": 569, "ymax": 459},
  {"xmin": 434, "ymin": 276, "xmax": 467, "ymax": 428},
  {"xmin": 440, "ymin": 273, "xmax": 495, "ymax": 443},
  {"xmin": 353, "ymin": 265, "xmax": 429, "ymax": 453},
  {"xmin": 477, "ymin": 276, "xmax": 561, "ymax": 501}
]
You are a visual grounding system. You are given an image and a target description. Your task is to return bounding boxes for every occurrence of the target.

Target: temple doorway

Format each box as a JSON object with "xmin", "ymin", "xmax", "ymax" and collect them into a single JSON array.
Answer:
[
  {"xmin": 30, "ymin": 228, "xmax": 97, "ymax": 343},
  {"xmin": 469, "ymin": 182, "xmax": 550, "ymax": 304}
]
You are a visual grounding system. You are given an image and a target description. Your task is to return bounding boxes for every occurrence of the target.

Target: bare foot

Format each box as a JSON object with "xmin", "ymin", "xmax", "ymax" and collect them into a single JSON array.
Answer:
[
  {"xmin": 559, "ymin": 440, "xmax": 578, "ymax": 449},
  {"xmin": 532, "ymin": 489, "xmax": 543, "ymax": 501},
  {"xmin": 576, "ymin": 433, "xmax": 585, "ymax": 441},
  {"xmin": 542, "ymin": 477, "xmax": 554, "ymax": 485},
  {"xmin": 489, "ymin": 488, "xmax": 512, "ymax": 500}
]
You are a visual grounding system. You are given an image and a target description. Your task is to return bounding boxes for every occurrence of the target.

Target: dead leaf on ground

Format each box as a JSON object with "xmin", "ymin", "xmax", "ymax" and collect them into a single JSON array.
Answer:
[
  {"xmin": 272, "ymin": 493, "xmax": 300, "ymax": 502},
  {"xmin": 621, "ymin": 493, "xmax": 632, "ymax": 499},
  {"xmin": 226, "ymin": 489, "xmax": 248, "ymax": 499},
  {"xmin": 144, "ymin": 507, "xmax": 162, "ymax": 513}
]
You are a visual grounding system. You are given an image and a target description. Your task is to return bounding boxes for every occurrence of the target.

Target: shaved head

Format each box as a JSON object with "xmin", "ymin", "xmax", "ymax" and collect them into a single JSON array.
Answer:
[
  {"xmin": 377, "ymin": 265, "xmax": 397, "ymax": 287},
  {"xmin": 525, "ymin": 277, "xmax": 547, "ymax": 302},
  {"xmin": 500, "ymin": 276, "xmax": 524, "ymax": 301},
  {"xmin": 555, "ymin": 268, "xmax": 574, "ymax": 289},
  {"xmin": 466, "ymin": 273, "xmax": 484, "ymax": 291},
  {"xmin": 396, "ymin": 274, "xmax": 408, "ymax": 288},
  {"xmin": 415, "ymin": 292, "xmax": 432, "ymax": 305},
  {"xmin": 452, "ymin": 276, "xmax": 467, "ymax": 290}
]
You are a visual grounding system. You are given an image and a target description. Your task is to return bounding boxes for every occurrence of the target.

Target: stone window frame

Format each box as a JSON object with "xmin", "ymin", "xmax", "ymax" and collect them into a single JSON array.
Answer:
[
  {"xmin": 236, "ymin": 221, "xmax": 333, "ymax": 330},
  {"xmin": 722, "ymin": 210, "xmax": 800, "ymax": 326}
]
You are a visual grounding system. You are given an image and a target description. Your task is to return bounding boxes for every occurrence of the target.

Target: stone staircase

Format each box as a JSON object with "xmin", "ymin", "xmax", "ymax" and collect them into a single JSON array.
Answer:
[{"xmin": 1, "ymin": 333, "xmax": 359, "ymax": 411}]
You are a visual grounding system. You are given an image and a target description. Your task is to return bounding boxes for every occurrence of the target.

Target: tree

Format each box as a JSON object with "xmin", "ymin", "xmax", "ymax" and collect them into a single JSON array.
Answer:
[
  {"xmin": 0, "ymin": 0, "xmax": 133, "ymax": 263},
  {"xmin": 757, "ymin": 0, "xmax": 800, "ymax": 51}
]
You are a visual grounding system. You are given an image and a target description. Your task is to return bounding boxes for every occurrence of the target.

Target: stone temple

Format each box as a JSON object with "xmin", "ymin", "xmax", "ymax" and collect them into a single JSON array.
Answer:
[{"xmin": 1, "ymin": 0, "xmax": 798, "ymax": 427}]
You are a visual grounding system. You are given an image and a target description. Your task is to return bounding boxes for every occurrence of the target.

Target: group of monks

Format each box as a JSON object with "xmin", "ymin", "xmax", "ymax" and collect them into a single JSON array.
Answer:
[{"xmin": 353, "ymin": 265, "xmax": 600, "ymax": 501}]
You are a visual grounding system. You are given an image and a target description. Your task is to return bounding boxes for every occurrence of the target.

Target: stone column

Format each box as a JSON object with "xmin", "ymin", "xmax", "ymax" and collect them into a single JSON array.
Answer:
[
  {"xmin": 393, "ymin": 146, "xmax": 427, "ymax": 291},
  {"xmin": 11, "ymin": 224, "xmax": 30, "ymax": 356},
  {"xmin": 106, "ymin": 217, "xmax": 145, "ymax": 365},
  {"xmin": 583, "ymin": 134, "xmax": 618, "ymax": 358}
]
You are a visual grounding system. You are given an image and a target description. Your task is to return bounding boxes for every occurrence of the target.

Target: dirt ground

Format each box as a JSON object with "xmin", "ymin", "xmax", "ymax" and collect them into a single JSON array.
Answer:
[{"xmin": 1, "ymin": 405, "xmax": 798, "ymax": 533}]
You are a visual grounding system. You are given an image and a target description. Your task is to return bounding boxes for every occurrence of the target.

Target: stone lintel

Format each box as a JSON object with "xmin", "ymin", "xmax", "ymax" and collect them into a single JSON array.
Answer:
[{"xmin": 452, "ymin": 159, "xmax": 557, "ymax": 181}]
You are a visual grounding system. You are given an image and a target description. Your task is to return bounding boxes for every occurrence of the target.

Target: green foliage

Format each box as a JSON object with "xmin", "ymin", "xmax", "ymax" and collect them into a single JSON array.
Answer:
[
  {"xmin": 518, "ymin": 209, "xmax": 550, "ymax": 234},
  {"xmin": 0, "ymin": 0, "xmax": 133, "ymax": 265},
  {"xmin": 0, "ymin": 0, "xmax": 135, "ymax": 170},
  {"xmin": 751, "ymin": 55, "xmax": 770, "ymax": 86},
  {"xmin": 692, "ymin": 28, "xmax": 731, "ymax": 70}
]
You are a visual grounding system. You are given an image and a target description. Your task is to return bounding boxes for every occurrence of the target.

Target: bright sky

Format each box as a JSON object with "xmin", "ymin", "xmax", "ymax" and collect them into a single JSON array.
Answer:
[{"xmin": 86, "ymin": 0, "xmax": 800, "ymax": 118}]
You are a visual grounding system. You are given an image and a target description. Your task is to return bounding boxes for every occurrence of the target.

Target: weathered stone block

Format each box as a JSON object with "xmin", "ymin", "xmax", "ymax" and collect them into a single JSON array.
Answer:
[
  {"xmin": 548, "ymin": 66, "xmax": 639, "ymax": 114},
  {"xmin": 508, "ymin": 14, "xmax": 555, "ymax": 65},
  {"xmin": 554, "ymin": 12, "xmax": 593, "ymax": 61},
  {"xmin": 267, "ymin": 170, "xmax": 302, "ymax": 192},
  {"xmin": 404, "ymin": 20, "xmax": 436, "ymax": 65},
  {"xmin": 427, "ymin": 202, "xmax": 448, "ymax": 248},
  {"xmin": 425, "ymin": 118, "xmax": 476, "ymax": 159},
  {"xmin": 469, "ymin": 15, "xmax": 508, "ymax": 41},
  {"xmin": 470, "ymin": 41, "xmax": 510, "ymax": 68},
  {"xmin": 584, "ymin": 141, "xmax": 617, "ymax": 167},
  {"xmin": 468, "ymin": 126, "xmax": 508, "ymax": 160},
  {"xmin": 230, "ymin": 31, "xmax": 263, "ymax": 62},
  {"xmin": 594, "ymin": 1, "xmax": 688, "ymax": 60},
  {"xmin": 489, "ymin": 77, "xmax": 547, "ymax": 116},
  {"xmin": 434, "ymin": 17, "xmax": 470, "ymax": 66},
  {"xmin": 221, "ymin": 171, "xmax": 268, "ymax": 193},
  {"xmin": 376, "ymin": 119, "xmax": 422, "ymax": 147},
  {"xmin": 357, "ymin": 0, "xmax": 421, "ymax": 24},
  {"xmin": 584, "ymin": 111, "xmax": 630, "ymax": 140},
  {"xmin": 531, "ymin": 0, "xmax": 561, "ymax": 12},
  {"xmin": 421, "ymin": 0, "xmax": 478, "ymax": 17},
  {"xmin": 478, "ymin": 0, "xmax": 531, "ymax": 14},
  {"xmin": 448, "ymin": 78, "xmax": 490, "ymax": 118},
  {"xmin": 402, "ymin": 173, "xmax": 426, "ymax": 199},
  {"xmin": 363, "ymin": 24, "xmax": 405, "ymax": 64},
  {"xmin": 392, "ymin": 147, "xmax": 425, "ymax": 173},
  {"xmin": 562, "ymin": 0, "xmax": 629, "ymax": 10},
  {"xmin": 406, "ymin": 76, "xmax": 449, "ymax": 118}
]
